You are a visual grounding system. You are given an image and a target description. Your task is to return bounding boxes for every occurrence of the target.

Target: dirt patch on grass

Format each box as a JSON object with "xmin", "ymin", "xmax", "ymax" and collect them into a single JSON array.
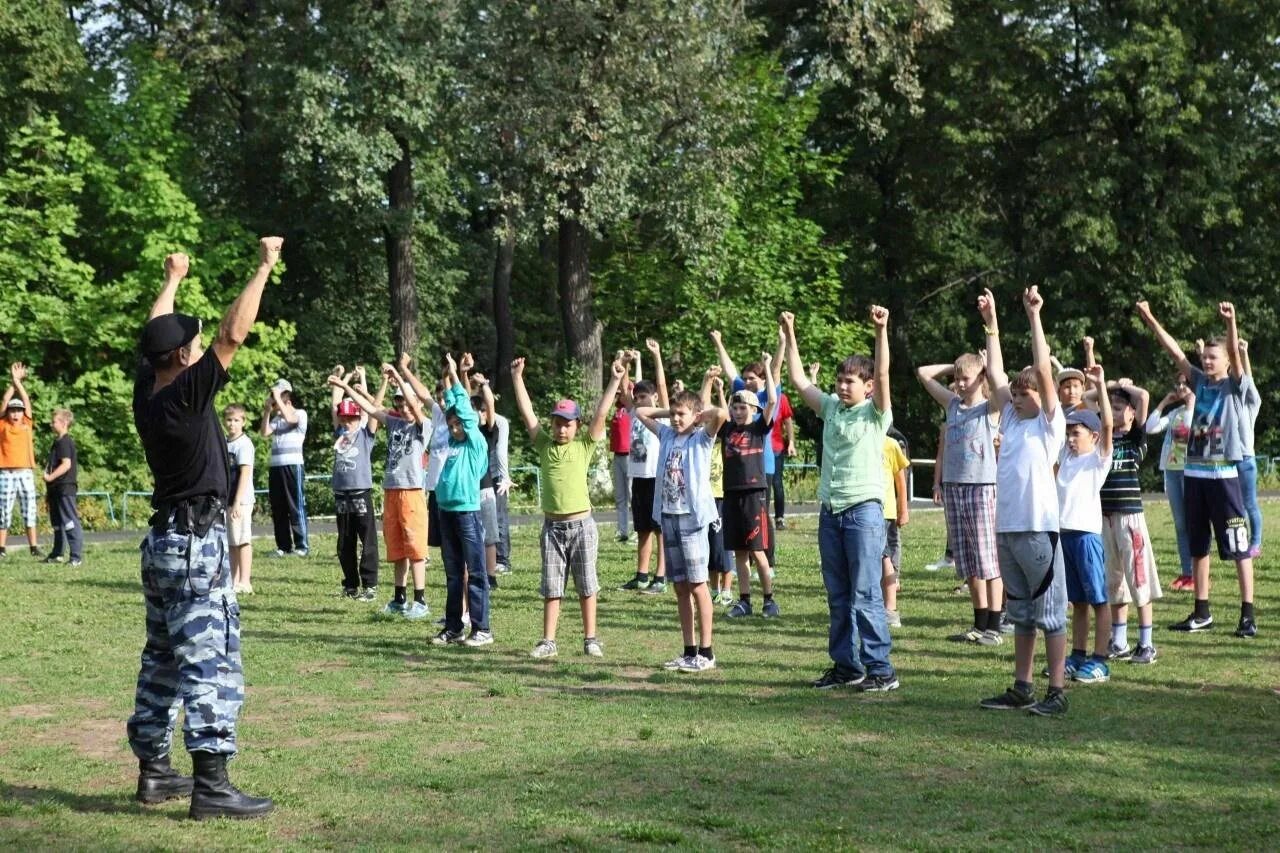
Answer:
[
  {"xmin": 297, "ymin": 660, "xmax": 352, "ymax": 674},
  {"xmin": 8, "ymin": 703, "xmax": 60, "ymax": 719},
  {"xmin": 277, "ymin": 730, "xmax": 381, "ymax": 749},
  {"xmin": 368, "ymin": 710, "xmax": 416, "ymax": 724}
]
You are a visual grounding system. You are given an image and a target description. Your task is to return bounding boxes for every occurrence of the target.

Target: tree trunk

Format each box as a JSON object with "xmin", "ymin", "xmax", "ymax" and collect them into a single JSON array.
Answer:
[
  {"xmin": 557, "ymin": 215, "xmax": 603, "ymax": 396},
  {"xmin": 492, "ymin": 214, "xmax": 517, "ymax": 397},
  {"xmin": 384, "ymin": 131, "xmax": 417, "ymax": 357}
]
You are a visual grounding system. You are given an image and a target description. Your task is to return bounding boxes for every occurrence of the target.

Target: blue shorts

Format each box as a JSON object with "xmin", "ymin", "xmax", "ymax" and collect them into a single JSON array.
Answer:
[{"xmin": 1061, "ymin": 530, "xmax": 1107, "ymax": 605}]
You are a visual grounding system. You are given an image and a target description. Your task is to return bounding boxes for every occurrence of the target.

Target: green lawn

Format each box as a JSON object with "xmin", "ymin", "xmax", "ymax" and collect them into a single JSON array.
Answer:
[{"xmin": 1, "ymin": 503, "xmax": 1277, "ymax": 850}]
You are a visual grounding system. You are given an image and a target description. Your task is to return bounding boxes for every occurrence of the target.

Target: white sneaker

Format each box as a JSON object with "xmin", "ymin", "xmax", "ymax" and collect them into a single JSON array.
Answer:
[
  {"xmin": 677, "ymin": 654, "xmax": 716, "ymax": 673},
  {"xmin": 530, "ymin": 639, "xmax": 558, "ymax": 659},
  {"xmin": 583, "ymin": 637, "xmax": 604, "ymax": 657},
  {"xmin": 464, "ymin": 630, "xmax": 494, "ymax": 647},
  {"xmin": 662, "ymin": 654, "xmax": 689, "ymax": 670},
  {"xmin": 885, "ymin": 609, "xmax": 902, "ymax": 628}
]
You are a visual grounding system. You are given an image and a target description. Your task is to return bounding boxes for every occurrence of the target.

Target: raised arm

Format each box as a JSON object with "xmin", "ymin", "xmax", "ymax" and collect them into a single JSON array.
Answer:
[
  {"xmin": 1239, "ymin": 339, "xmax": 1254, "ymax": 377},
  {"xmin": 273, "ymin": 387, "xmax": 299, "ymax": 426},
  {"xmin": 977, "ymin": 287, "xmax": 1009, "ymax": 409},
  {"xmin": 588, "ymin": 359, "xmax": 627, "ymax": 442},
  {"xmin": 1089, "ymin": 365, "xmax": 1113, "ymax": 457},
  {"xmin": 645, "ymin": 338, "xmax": 669, "ymax": 409},
  {"xmin": 780, "ymin": 312, "xmax": 824, "ymax": 414},
  {"xmin": 915, "ymin": 363, "xmax": 957, "ymax": 409},
  {"xmin": 701, "ymin": 403, "xmax": 729, "ymax": 438},
  {"xmin": 329, "ymin": 364, "xmax": 347, "ymax": 426},
  {"xmin": 1135, "ymin": 301, "xmax": 1194, "ymax": 376},
  {"xmin": 1219, "ymin": 302, "xmax": 1244, "ymax": 381},
  {"xmin": 396, "ymin": 353, "xmax": 437, "ymax": 414},
  {"xmin": 259, "ymin": 394, "xmax": 274, "ymax": 437},
  {"xmin": 149, "ymin": 252, "xmax": 189, "ymax": 320},
  {"xmin": 1024, "ymin": 286, "xmax": 1055, "ymax": 418},
  {"xmin": 1114, "ymin": 379, "xmax": 1151, "ymax": 427},
  {"xmin": 870, "ymin": 305, "xmax": 890, "ymax": 414},
  {"xmin": 327, "ymin": 374, "xmax": 387, "ymax": 424},
  {"xmin": 458, "ymin": 352, "xmax": 475, "ymax": 394},
  {"xmin": 709, "ymin": 329, "xmax": 740, "ymax": 382},
  {"xmin": 473, "ymin": 371, "xmax": 498, "ymax": 428},
  {"xmin": 8, "ymin": 363, "xmax": 31, "ymax": 416},
  {"xmin": 699, "ymin": 365, "xmax": 720, "ymax": 408},
  {"xmin": 510, "ymin": 357, "xmax": 540, "ymax": 439},
  {"xmin": 761, "ymin": 351, "xmax": 779, "ymax": 425},
  {"xmin": 1082, "ymin": 336, "xmax": 1096, "ymax": 370},
  {"xmin": 212, "ymin": 237, "xmax": 284, "ymax": 369}
]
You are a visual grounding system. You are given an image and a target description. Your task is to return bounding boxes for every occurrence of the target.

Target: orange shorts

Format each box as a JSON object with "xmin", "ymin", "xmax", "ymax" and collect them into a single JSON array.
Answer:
[{"xmin": 383, "ymin": 488, "xmax": 428, "ymax": 562}]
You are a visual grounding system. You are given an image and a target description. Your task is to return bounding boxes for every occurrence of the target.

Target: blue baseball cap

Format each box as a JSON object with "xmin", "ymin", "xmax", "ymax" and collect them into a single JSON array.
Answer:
[{"xmin": 1065, "ymin": 408, "xmax": 1101, "ymax": 432}]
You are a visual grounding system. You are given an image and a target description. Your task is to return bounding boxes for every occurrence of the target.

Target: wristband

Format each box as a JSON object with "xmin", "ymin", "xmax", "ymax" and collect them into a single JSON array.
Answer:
[{"xmin": 983, "ymin": 325, "xmax": 997, "ymax": 336}]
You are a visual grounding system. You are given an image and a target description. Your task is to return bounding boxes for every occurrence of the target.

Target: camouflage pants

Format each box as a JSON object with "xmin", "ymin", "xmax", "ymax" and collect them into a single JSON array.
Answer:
[{"xmin": 127, "ymin": 522, "xmax": 243, "ymax": 758}]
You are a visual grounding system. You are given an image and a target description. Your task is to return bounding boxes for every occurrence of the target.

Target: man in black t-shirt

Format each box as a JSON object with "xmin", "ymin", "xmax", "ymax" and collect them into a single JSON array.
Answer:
[
  {"xmin": 41, "ymin": 409, "xmax": 82, "ymax": 565},
  {"xmin": 126, "ymin": 240, "xmax": 281, "ymax": 821}
]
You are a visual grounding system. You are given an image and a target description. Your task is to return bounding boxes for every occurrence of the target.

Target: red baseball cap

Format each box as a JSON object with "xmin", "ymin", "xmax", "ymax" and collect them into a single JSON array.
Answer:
[{"xmin": 549, "ymin": 399, "xmax": 581, "ymax": 421}]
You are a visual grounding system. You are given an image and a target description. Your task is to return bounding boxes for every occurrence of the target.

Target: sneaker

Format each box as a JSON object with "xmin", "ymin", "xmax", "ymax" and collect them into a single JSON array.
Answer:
[
  {"xmin": 294, "ymin": 549, "xmax": 309, "ymax": 558},
  {"xmin": 713, "ymin": 590, "xmax": 733, "ymax": 606},
  {"xmin": 1107, "ymin": 643, "xmax": 1133, "ymax": 661},
  {"xmin": 1169, "ymin": 613, "xmax": 1214, "ymax": 632},
  {"xmin": 341, "ymin": 588, "xmax": 359, "ymax": 600},
  {"xmin": 530, "ymin": 639, "xmax": 558, "ymax": 659},
  {"xmin": 1130, "ymin": 644, "xmax": 1158, "ymax": 664},
  {"xmin": 583, "ymin": 637, "xmax": 604, "ymax": 657},
  {"xmin": 884, "ymin": 610, "xmax": 902, "ymax": 628},
  {"xmin": 41, "ymin": 555, "xmax": 63, "ymax": 564},
  {"xmin": 979, "ymin": 686, "xmax": 1035, "ymax": 710},
  {"xmin": 431, "ymin": 628, "xmax": 465, "ymax": 646},
  {"xmin": 976, "ymin": 629, "xmax": 1003, "ymax": 646},
  {"xmin": 1072, "ymin": 659, "xmax": 1110, "ymax": 684},
  {"xmin": 68, "ymin": 559, "xmax": 82, "ymax": 567},
  {"xmin": 1028, "ymin": 690, "xmax": 1069, "ymax": 717},
  {"xmin": 618, "ymin": 576, "xmax": 647, "ymax": 591},
  {"xmin": 356, "ymin": 587, "xmax": 378, "ymax": 602},
  {"xmin": 274, "ymin": 549, "xmax": 287, "ymax": 558},
  {"xmin": 641, "ymin": 579, "xmax": 667, "ymax": 595},
  {"xmin": 776, "ymin": 518, "xmax": 787, "ymax": 530},
  {"xmin": 677, "ymin": 654, "xmax": 716, "ymax": 672},
  {"xmin": 496, "ymin": 563, "xmax": 512, "ymax": 575},
  {"xmin": 405, "ymin": 602, "xmax": 431, "ymax": 620},
  {"xmin": 1235, "ymin": 617, "xmax": 1258, "ymax": 639},
  {"xmin": 949, "ymin": 627, "xmax": 984, "ymax": 643},
  {"xmin": 998, "ymin": 614, "xmax": 1014, "ymax": 634},
  {"xmin": 726, "ymin": 600, "xmax": 753, "ymax": 618},
  {"xmin": 856, "ymin": 673, "xmax": 900, "ymax": 692},
  {"xmin": 925, "ymin": 555, "xmax": 954, "ymax": 572},
  {"xmin": 0, "ymin": 547, "xmax": 7, "ymax": 558},
  {"xmin": 615, "ymin": 533, "xmax": 630, "ymax": 543},
  {"xmin": 811, "ymin": 667, "xmax": 865, "ymax": 689},
  {"xmin": 29, "ymin": 546, "xmax": 41, "ymax": 557},
  {"xmin": 762, "ymin": 599, "xmax": 781, "ymax": 619},
  {"xmin": 950, "ymin": 583, "xmax": 968, "ymax": 596},
  {"xmin": 464, "ymin": 630, "xmax": 494, "ymax": 647},
  {"xmin": 1170, "ymin": 575, "xmax": 1194, "ymax": 592},
  {"xmin": 382, "ymin": 600, "xmax": 407, "ymax": 617},
  {"xmin": 1045, "ymin": 651, "xmax": 1088, "ymax": 679},
  {"xmin": 663, "ymin": 654, "xmax": 690, "ymax": 670}
]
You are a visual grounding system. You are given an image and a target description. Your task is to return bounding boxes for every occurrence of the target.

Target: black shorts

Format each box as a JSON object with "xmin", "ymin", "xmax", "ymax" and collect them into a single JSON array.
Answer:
[
  {"xmin": 631, "ymin": 478, "xmax": 660, "ymax": 533},
  {"xmin": 722, "ymin": 489, "xmax": 770, "ymax": 552},
  {"xmin": 883, "ymin": 519, "xmax": 901, "ymax": 571},
  {"xmin": 427, "ymin": 489, "xmax": 442, "ymax": 547},
  {"xmin": 1185, "ymin": 476, "xmax": 1250, "ymax": 560},
  {"xmin": 707, "ymin": 498, "xmax": 725, "ymax": 574}
]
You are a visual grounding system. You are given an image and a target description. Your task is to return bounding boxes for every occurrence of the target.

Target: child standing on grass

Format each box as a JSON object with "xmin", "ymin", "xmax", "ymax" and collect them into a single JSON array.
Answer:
[
  {"xmin": 782, "ymin": 308, "xmax": 899, "ymax": 693},
  {"xmin": 0, "ymin": 362, "xmax": 41, "ymax": 558},
  {"xmin": 512, "ymin": 355, "xmax": 626, "ymax": 659},
  {"xmin": 328, "ymin": 365, "xmax": 381, "ymax": 601},
  {"xmin": 1055, "ymin": 366, "xmax": 1113, "ymax": 683},
  {"xmin": 880, "ymin": 428, "xmax": 910, "ymax": 628},
  {"xmin": 224, "ymin": 403, "xmax": 256, "ymax": 593},
  {"xmin": 42, "ymin": 408, "xmax": 82, "ymax": 566},
  {"xmin": 977, "ymin": 286, "xmax": 1070, "ymax": 717},
  {"xmin": 619, "ymin": 341, "xmax": 669, "ymax": 594},
  {"xmin": 1137, "ymin": 300, "xmax": 1257, "ymax": 638},
  {"xmin": 1145, "ymin": 373, "xmax": 1196, "ymax": 590},
  {"xmin": 633, "ymin": 377, "xmax": 729, "ymax": 672},
  {"xmin": 707, "ymin": 373, "xmax": 734, "ymax": 606}
]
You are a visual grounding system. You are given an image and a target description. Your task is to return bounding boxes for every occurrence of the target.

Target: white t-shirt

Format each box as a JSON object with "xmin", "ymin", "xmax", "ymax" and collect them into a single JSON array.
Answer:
[
  {"xmin": 424, "ymin": 402, "xmax": 452, "ymax": 491},
  {"xmin": 996, "ymin": 403, "xmax": 1065, "ymax": 533},
  {"xmin": 1056, "ymin": 448, "xmax": 1112, "ymax": 534},
  {"xmin": 628, "ymin": 414, "xmax": 664, "ymax": 479}
]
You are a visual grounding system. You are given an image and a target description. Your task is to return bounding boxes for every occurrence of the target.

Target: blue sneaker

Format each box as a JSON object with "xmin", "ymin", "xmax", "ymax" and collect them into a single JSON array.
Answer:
[
  {"xmin": 1072, "ymin": 658, "xmax": 1110, "ymax": 684},
  {"xmin": 404, "ymin": 601, "xmax": 430, "ymax": 620},
  {"xmin": 381, "ymin": 599, "xmax": 406, "ymax": 617},
  {"xmin": 1047, "ymin": 652, "xmax": 1088, "ymax": 679}
]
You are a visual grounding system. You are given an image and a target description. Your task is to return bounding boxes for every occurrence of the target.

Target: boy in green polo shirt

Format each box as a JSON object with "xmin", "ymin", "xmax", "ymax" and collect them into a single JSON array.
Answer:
[
  {"xmin": 781, "ymin": 308, "xmax": 899, "ymax": 692},
  {"xmin": 512, "ymin": 355, "xmax": 627, "ymax": 659}
]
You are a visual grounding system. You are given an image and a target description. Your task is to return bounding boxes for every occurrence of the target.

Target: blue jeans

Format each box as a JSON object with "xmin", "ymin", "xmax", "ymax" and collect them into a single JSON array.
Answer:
[
  {"xmin": 818, "ymin": 502, "xmax": 894, "ymax": 677},
  {"xmin": 439, "ymin": 509, "xmax": 490, "ymax": 633},
  {"xmin": 1164, "ymin": 469, "xmax": 1192, "ymax": 578},
  {"xmin": 1237, "ymin": 456, "xmax": 1262, "ymax": 551}
]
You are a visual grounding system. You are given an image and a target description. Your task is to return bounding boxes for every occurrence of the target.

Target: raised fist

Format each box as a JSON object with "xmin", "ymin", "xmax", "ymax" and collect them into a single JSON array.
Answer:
[
  {"xmin": 259, "ymin": 237, "xmax": 283, "ymax": 266},
  {"xmin": 779, "ymin": 312, "xmax": 796, "ymax": 328},
  {"xmin": 398, "ymin": 352, "xmax": 411, "ymax": 371},
  {"xmin": 164, "ymin": 253, "xmax": 190, "ymax": 280},
  {"xmin": 510, "ymin": 357, "xmax": 526, "ymax": 378},
  {"xmin": 1082, "ymin": 336, "xmax": 1094, "ymax": 352},
  {"xmin": 1085, "ymin": 364, "xmax": 1104, "ymax": 385},
  {"xmin": 330, "ymin": 364, "xmax": 345, "ymax": 379},
  {"xmin": 869, "ymin": 305, "xmax": 889, "ymax": 327},
  {"xmin": 705, "ymin": 365, "xmax": 722, "ymax": 379},
  {"xmin": 709, "ymin": 330, "xmax": 722, "ymax": 343},
  {"xmin": 610, "ymin": 359, "xmax": 627, "ymax": 379},
  {"xmin": 976, "ymin": 288, "xmax": 996, "ymax": 323},
  {"xmin": 1134, "ymin": 300, "xmax": 1152, "ymax": 318},
  {"xmin": 459, "ymin": 352, "xmax": 475, "ymax": 372},
  {"xmin": 1022, "ymin": 286, "xmax": 1044, "ymax": 313},
  {"xmin": 444, "ymin": 352, "xmax": 457, "ymax": 373},
  {"xmin": 1218, "ymin": 301, "xmax": 1236, "ymax": 321},
  {"xmin": 644, "ymin": 338, "xmax": 661, "ymax": 355}
]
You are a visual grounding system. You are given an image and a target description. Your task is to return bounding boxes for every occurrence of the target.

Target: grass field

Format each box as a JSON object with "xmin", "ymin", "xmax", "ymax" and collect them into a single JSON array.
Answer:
[{"xmin": 1, "ymin": 503, "xmax": 1277, "ymax": 850}]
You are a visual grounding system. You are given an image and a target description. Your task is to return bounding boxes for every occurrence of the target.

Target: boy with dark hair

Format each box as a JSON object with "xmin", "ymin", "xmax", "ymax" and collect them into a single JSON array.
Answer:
[
  {"xmin": 0, "ymin": 362, "xmax": 40, "ymax": 557},
  {"xmin": 260, "ymin": 378, "xmax": 309, "ymax": 557},
  {"xmin": 42, "ymin": 408, "xmax": 83, "ymax": 566},
  {"xmin": 634, "ymin": 381, "xmax": 729, "ymax": 671},
  {"xmin": 513, "ymin": 355, "xmax": 626, "ymax": 659},
  {"xmin": 619, "ymin": 340, "xmax": 669, "ymax": 593},
  {"xmin": 782, "ymin": 307, "xmax": 899, "ymax": 693},
  {"xmin": 1136, "ymin": 300, "xmax": 1257, "ymax": 637},
  {"xmin": 224, "ymin": 403, "xmax": 256, "ymax": 593},
  {"xmin": 977, "ymin": 286, "xmax": 1070, "ymax": 717},
  {"xmin": 327, "ymin": 365, "xmax": 381, "ymax": 601}
]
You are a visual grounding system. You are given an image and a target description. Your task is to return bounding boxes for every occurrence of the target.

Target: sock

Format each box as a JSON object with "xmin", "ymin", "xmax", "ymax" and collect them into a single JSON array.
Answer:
[
  {"xmin": 974, "ymin": 607, "xmax": 985, "ymax": 630},
  {"xmin": 1014, "ymin": 679, "xmax": 1033, "ymax": 696},
  {"xmin": 1071, "ymin": 647, "xmax": 1086, "ymax": 660},
  {"xmin": 636, "ymin": 572, "xmax": 649, "ymax": 583},
  {"xmin": 1138, "ymin": 624, "xmax": 1153, "ymax": 647},
  {"xmin": 740, "ymin": 593, "xmax": 752, "ymax": 604},
  {"xmin": 698, "ymin": 645, "xmax": 713, "ymax": 660},
  {"xmin": 684, "ymin": 645, "xmax": 696, "ymax": 658},
  {"xmin": 1112, "ymin": 622, "xmax": 1128, "ymax": 649},
  {"xmin": 1242, "ymin": 602, "xmax": 1255, "ymax": 621},
  {"xmin": 986, "ymin": 610, "xmax": 1002, "ymax": 632},
  {"xmin": 764, "ymin": 593, "xmax": 774, "ymax": 603},
  {"xmin": 1194, "ymin": 598, "xmax": 1211, "ymax": 620},
  {"xmin": 413, "ymin": 588, "xmax": 426, "ymax": 605},
  {"xmin": 394, "ymin": 585, "xmax": 407, "ymax": 604}
]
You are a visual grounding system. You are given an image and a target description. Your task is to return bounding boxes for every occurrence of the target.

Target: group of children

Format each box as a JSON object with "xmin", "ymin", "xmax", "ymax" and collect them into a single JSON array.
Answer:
[{"xmin": 0, "ymin": 361, "xmax": 83, "ymax": 566}]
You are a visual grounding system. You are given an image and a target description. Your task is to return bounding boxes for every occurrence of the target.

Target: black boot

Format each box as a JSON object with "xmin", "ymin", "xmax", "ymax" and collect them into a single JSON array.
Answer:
[
  {"xmin": 188, "ymin": 751, "xmax": 274, "ymax": 820},
  {"xmin": 136, "ymin": 755, "xmax": 194, "ymax": 804}
]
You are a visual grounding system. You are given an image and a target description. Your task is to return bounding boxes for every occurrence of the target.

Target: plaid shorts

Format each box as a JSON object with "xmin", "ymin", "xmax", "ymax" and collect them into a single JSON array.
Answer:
[
  {"xmin": 539, "ymin": 517, "xmax": 600, "ymax": 599},
  {"xmin": 660, "ymin": 512, "xmax": 709, "ymax": 584},
  {"xmin": 0, "ymin": 469, "xmax": 37, "ymax": 529},
  {"xmin": 942, "ymin": 483, "xmax": 1000, "ymax": 581}
]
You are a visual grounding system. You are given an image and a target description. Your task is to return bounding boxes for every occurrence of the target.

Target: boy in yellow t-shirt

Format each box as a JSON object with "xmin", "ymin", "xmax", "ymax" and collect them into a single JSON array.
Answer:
[
  {"xmin": 0, "ymin": 362, "xmax": 41, "ymax": 558},
  {"xmin": 881, "ymin": 431, "xmax": 910, "ymax": 627}
]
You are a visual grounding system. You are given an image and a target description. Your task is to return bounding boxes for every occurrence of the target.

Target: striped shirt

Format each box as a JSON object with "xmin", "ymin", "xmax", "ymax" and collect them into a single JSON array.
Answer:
[
  {"xmin": 269, "ymin": 410, "xmax": 308, "ymax": 467},
  {"xmin": 1100, "ymin": 428, "xmax": 1146, "ymax": 515}
]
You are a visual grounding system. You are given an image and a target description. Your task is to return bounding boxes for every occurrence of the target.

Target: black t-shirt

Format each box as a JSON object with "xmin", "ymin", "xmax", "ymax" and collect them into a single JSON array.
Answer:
[
  {"xmin": 719, "ymin": 416, "xmax": 773, "ymax": 491},
  {"xmin": 133, "ymin": 348, "xmax": 231, "ymax": 508},
  {"xmin": 46, "ymin": 434, "xmax": 77, "ymax": 493},
  {"xmin": 477, "ymin": 422, "xmax": 496, "ymax": 490}
]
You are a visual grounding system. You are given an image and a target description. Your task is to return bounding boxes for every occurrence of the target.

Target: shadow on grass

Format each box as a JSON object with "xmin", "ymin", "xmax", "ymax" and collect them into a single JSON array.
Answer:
[{"xmin": 0, "ymin": 781, "xmax": 172, "ymax": 819}]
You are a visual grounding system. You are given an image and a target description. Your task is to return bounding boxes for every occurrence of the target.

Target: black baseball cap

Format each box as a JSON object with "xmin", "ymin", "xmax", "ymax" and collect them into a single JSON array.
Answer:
[{"xmin": 141, "ymin": 314, "xmax": 202, "ymax": 357}]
